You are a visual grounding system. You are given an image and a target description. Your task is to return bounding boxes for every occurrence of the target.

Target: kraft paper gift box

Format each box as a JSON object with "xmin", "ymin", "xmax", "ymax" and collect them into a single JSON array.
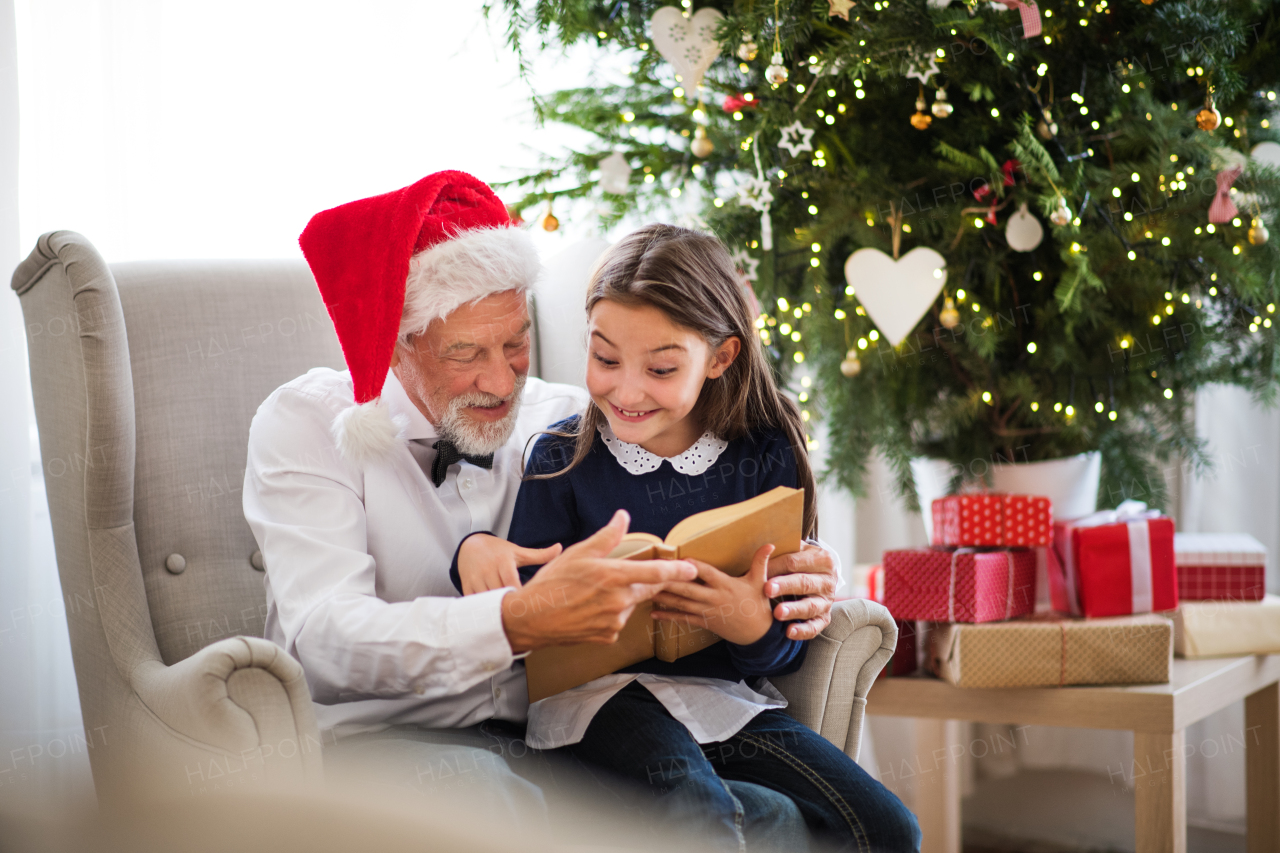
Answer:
[
  {"xmin": 1050, "ymin": 502, "xmax": 1178, "ymax": 618},
  {"xmin": 931, "ymin": 493, "xmax": 1053, "ymax": 547},
  {"xmin": 883, "ymin": 547, "xmax": 1037, "ymax": 623},
  {"xmin": 927, "ymin": 613, "xmax": 1174, "ymax": 688},
  {"xmin": 1174, "ymin": 532, "xmax": 1267, "ymax": 602},
  {"xmin": 1173, "ymin": 595, "xmax": 1280, "ymax": 658}
]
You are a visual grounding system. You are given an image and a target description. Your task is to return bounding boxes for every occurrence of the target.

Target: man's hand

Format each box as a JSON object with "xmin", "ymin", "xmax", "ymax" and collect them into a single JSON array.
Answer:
[
  {"xmin": 457, "ymin": 534, "xmax": 562, "ymax": 596},
  {"xmin": 650, "ymin": 545, "xmax": 775, "ymax": 645},
  {"xmin": 500, "ymin": 510, "xmax": 697, "ymax": 654},
  {"xmin": 766, "ymin": 542, "xmax": 838, "ymax": 640}
]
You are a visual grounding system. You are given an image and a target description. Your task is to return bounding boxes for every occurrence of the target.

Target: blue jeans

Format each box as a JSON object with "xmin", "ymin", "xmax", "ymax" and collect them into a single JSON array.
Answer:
[
  {"xmin": 325, "ymin": 719, "xmax": 811, "ymax": 850},
  {"xmin": 558, "ymin": 682, "xmax": 921, "ymax": 853}
]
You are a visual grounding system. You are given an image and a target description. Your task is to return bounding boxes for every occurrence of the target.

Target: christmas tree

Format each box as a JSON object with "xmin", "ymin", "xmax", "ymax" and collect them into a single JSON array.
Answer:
[{"xmin": 492, "ymin": 0, "xmax": 1280, "ymax": 509}]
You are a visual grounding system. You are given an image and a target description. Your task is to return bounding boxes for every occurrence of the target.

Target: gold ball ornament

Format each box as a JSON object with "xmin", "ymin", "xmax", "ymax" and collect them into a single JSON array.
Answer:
[
  {"xmin": 691, "ymin": 126, "xmax": 714, "ymax": 158},
  {"xmin": 1049, "ymin": 197, "xmax": 1072, "ymax": 227},
  {"xmin": 1249, "ymin": 218, "xmax": 1270, "ymax": 246},
  {"xmin": 939, "ymin": 297, "xmax": 960, "ymax": 329},
  {"xmin": 737, "ymin": 35, "xmax": 759, "ymax": 62},
  {"xmin": 1196, "ymin": 105, "xmax": 1222, "ymax": 132},
  {"xmin": 1036, "ymin": 109, "xmax": 1058, "ymax": 140},
  {"xmin": 839, "ymin": 350, "xmax": 862, "ymax": 377},
  {"xmin": 1140, "ymin": 0, "xmax": 1156, "ymax": 5},
  {"xmin": 911, "ymin": 96, "xmax": 932, "ymax": 130},
  {"xmin": 765, "ymin": 52, "xmax": 789, "ymax": 87},
  {"xmin": 540, "ymin": 208, "xmax": 560, "ymax": 232},
  {"xmin": 931, "ymin": 88, "xmax": 953, "ymax": 119}
]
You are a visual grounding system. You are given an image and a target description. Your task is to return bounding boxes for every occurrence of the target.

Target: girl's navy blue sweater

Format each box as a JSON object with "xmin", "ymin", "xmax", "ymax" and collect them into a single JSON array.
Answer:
[{"xmin": 500, "ymin": 416, "xmax": 807, "ymax": 681}]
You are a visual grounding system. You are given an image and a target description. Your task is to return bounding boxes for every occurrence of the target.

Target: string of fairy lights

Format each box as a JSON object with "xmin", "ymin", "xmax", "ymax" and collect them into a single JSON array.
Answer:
[{"xmin": 720, "ymin": 1, "xmax": 1278, "ymax": 438}]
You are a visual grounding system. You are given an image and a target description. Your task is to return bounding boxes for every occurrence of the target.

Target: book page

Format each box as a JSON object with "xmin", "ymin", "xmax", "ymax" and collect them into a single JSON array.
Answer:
[{"xmin": 665, "ymin": 486, "xmax": 800, "ymax": 545}]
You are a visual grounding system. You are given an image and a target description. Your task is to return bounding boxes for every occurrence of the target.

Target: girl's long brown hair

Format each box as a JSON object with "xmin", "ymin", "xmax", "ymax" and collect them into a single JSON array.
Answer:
[{"xmin": 541, "ymin": 223, "xmax": 817, "ymax": 538}]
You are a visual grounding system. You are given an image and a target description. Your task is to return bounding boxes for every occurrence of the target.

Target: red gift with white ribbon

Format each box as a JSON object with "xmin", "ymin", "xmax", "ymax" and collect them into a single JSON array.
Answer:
[
  {"xmin": 884, "ymin": 547, "xmax": 1038, "ymax": 623},
  {"xmin": 1050, "ymin": 501, "xmax": 1179, "ymax": 617}
]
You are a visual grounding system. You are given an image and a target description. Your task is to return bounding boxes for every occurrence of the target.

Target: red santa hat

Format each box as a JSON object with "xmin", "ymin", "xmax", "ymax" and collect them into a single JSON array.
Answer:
[{"xmin": 299, "ymin": 170, "xmax": 538, "ymax": 460}]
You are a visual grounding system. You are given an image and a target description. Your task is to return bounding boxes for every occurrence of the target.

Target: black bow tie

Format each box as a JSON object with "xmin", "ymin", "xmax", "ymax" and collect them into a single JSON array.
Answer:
[{"xmin": 430, "ymin": 439, "xmax": 494, "ymax": 487}]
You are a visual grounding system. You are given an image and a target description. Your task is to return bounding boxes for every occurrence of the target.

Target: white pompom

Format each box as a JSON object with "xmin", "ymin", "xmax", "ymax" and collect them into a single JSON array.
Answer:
[{"xmin": 331, "ymin": 400, "xmax": 406, "ymax": 462}]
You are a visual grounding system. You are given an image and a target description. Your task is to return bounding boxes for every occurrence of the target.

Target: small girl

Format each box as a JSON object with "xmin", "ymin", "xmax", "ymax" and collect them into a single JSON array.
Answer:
[{"xmin": 458, "ymin": 224, "xmax": 919, "ymax": 853}]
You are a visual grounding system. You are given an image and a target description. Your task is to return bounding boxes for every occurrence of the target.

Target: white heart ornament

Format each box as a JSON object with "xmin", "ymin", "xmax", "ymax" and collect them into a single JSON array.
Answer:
[
  {"xmin": 1005, "ymin": 202, "xmax": 1044, "ymax": 252},
  {"xmin": 1252, "ymin": 141, "xmax": 1280, "ymax": 170},
  {"xmin": 650, "ymin": 7, "xmax": 725, "ymax": 94},
  {"xmin": 844, "ymin": 247, "xmax": 948, "ymax": 347}
]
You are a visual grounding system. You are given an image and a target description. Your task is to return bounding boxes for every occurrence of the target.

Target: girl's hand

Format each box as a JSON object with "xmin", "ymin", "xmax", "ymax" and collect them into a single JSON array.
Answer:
[
  {"xmin": 649, "ymin": 544, "xmax": 775, "ymax": 646},
  {"xmin": 458, "ymin": 534, "xmax": 563, "ymax": 596}
]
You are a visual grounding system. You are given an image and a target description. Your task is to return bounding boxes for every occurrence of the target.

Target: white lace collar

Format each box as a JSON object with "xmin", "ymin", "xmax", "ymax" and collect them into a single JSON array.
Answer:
[{"xmin": 598, "ymin": 422, "xmax": 729, "ymax": 476}]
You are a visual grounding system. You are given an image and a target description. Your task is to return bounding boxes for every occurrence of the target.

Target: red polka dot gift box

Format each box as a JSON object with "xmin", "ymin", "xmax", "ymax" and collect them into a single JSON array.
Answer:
[
  {"xmin": 883, "ymin": 547, "xmax": 1038, "ymax": 623},
  {"xmin": 931, "ymin": 493, "xmax": 1053, "ymax": 547},
  {"xmin": 1173, "ymin": 532, "xmax": 1267, "ymax": 602}
]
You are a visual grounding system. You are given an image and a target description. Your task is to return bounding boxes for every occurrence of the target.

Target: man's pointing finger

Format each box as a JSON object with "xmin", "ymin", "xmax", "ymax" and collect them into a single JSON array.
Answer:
[{"xmin": 563, "ymin": 510, "xmax": 631, "ymax": 559}]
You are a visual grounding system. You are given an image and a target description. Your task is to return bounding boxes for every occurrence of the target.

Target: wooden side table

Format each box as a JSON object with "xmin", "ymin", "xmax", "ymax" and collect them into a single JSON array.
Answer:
[{"xmin": 866, "ymin": 655, "xmax": 1280, "ymax": 853}]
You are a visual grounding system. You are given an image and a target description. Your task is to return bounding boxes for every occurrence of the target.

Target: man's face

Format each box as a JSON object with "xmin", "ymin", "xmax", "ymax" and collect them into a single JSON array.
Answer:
[{"xmin": 391, "ymin": 290, "xmax": 532, "ymax": 455}]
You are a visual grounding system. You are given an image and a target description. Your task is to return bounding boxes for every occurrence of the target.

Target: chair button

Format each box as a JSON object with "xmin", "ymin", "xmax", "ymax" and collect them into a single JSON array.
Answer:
[
  {"xmin": 250, "ymin": 550, "xmax": 265, "ymax": 571},
  {"xmin": 165, "ymin": 554, "xmax": 186, "ymax": 575}
]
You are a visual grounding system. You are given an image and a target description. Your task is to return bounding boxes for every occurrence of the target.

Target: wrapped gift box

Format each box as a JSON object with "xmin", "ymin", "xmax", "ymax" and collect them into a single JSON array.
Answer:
[
  {"xmin": 884, "ymin": 547, "xmax": 1036, "ymax": 623},
  {"xmin": 1051, "ymin": 507, "xmax": 1178, "ymax": 617},
  {"xmin": 1174, "ymin": 532, "xmax": 1267, "ymax": 602},
  {"xmin": 928, "ymin": 613, "xmax": 1173, "ymax": 688},
  {"xmin": 1173, "ymin": 595, "xmax": 1280, "ymax": 658},
  {"xmin": 879, "ymin": 619, "xmax": 926, "ymax": 678},
  {"xmin": 848, "ymin": 563, "xmax": 884, "ymax": 603},
  {"xmin": 931, "ymin": 493, "xmax": 1053, "ymax": 547}
]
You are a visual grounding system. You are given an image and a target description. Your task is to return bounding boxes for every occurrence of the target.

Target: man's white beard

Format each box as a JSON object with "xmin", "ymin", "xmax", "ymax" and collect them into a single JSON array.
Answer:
[{"xmin": 435, "ymin": 373, "xmax": 527, "ymax": 456}]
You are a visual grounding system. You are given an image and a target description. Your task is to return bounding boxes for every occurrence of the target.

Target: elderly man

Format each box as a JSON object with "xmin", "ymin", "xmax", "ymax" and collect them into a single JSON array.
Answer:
[{"xmin": 243, "ymin": 171, "xmax": 839, "ymax": 845}]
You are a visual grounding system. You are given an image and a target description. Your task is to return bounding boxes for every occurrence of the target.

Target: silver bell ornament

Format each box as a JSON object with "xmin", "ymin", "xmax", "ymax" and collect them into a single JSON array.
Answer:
[
  {"xmin": 765, "ymin": 52, "xmax": 789, "ymax": 87},
  {"xmin": 737, "ymin": 34, "xmax": 759, "ymax": 62},
  {"xmin": 1049, "ymin": 196, "xmax": 1072, "ymax": 227},
  {"xmin": 931, "ymin": 88, "xmax": 953, "ymax": 119},
  {"xmin": 839, "ymin": 349, "xmax": 862, "ymax": 377},
  {"xmin": 1249, "ymin": 217, "xmax": 1270, "ymax": 246}
]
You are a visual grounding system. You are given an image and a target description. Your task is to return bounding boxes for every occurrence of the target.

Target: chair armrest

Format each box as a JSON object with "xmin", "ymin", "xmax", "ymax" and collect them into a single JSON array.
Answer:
[
  {"xmin": 770, "ymin": 599, "xmax": 897, "ymax": 761},
  {"xmin": 131, "ymin": 636, "xmax": 322, "ymax": 782}
]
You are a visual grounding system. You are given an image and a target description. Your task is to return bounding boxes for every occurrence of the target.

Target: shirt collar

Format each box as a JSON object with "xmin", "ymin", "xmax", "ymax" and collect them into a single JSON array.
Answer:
[
  {"xmin": 381, "ymin": 371, "xmax": 438, "ymax": 441},
  {"xmin": 598, "ymin": 421, "xmax": 729, "ymax": 477}
]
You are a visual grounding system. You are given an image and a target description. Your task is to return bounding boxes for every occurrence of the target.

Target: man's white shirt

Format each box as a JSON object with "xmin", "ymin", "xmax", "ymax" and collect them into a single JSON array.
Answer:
[{"xmin": 243, "ymin": 367, "xmax": 587, "ymax": 736}]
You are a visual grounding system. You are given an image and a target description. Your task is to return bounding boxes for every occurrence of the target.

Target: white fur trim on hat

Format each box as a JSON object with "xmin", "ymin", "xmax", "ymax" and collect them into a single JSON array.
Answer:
[
  {"xmin": 400, "ymin": 226, "xmax": 541, "ymax": 338},
  {"xmin": 331, "ymin": 399, "xmax": 409, "ymax": 462}
]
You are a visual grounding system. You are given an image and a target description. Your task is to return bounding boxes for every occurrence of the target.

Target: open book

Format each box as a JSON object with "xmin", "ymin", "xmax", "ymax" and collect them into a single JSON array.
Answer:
[{"xmin": 524, "ymin": 486, "xmax": 804, "ymax": 702}]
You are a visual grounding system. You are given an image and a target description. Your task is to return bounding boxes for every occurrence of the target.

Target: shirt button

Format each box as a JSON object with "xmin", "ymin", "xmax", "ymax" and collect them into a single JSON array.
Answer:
[
  {"xmin": 483, "ymin": 661, "xmax": 497, "ymax": 672},
  {"xmin": 461, "ymin": 477, "xmax": 474, "ymax": 491},
  {"xmin": 414, "ymin": 684, "xmax": 426, "ymax": 695},
  {"xmin": 494, "ymin": 687, "xmax": 502, "ymax": 699}
]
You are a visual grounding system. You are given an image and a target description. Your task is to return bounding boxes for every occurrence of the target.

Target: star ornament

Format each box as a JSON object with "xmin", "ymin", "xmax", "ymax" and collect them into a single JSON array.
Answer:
[
  {"xmin": 778, "ymin": 121, "xmax": 816, "ymax": 157},
  {"xmin": 729, "ymin": 248, "xmax": 761, "ymax": 283},
  {"xmin": 906, "ymin": 56, "xmax": 940, "ymax": 85},
  {"xmin": 738, "ymin": 175, "xmax": 774, "ymax": 212},
  {"xmin": 828, "ymin": 0, "xmax": 856, "ymax": 20}
]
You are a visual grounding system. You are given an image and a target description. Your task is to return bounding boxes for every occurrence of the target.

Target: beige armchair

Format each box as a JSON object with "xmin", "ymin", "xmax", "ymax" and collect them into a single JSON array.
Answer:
[{"xmin": 12, "ymin": 230, "xmax": 896, "ymax": 806}]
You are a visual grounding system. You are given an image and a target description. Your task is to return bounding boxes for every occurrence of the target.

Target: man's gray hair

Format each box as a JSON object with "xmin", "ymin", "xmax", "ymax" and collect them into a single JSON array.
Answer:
[{"xmin": 398, "ymin": 226, "xmax": 541, "ymax": 343}]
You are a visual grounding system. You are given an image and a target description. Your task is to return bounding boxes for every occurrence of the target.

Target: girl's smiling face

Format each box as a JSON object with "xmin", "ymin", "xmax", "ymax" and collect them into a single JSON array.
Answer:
[{"xmin": 586, "ymin": 300, "xmax": 739, "ymax": 458}]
